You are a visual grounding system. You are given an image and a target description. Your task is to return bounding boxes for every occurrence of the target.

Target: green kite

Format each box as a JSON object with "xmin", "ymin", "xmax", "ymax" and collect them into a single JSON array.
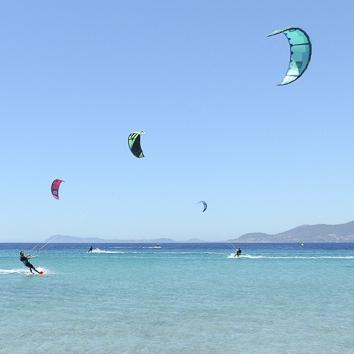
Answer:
[
  {"xmin": 128, "ymin": 131, "xmax": 145, "ymax": 158},
  {"xmin": 268, "ymin": 27, "xmax": 312, "ymax": 86}
]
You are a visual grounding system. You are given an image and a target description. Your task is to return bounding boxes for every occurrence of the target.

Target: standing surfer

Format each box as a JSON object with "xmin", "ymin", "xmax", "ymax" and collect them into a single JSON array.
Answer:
[
  {"xmin": 88, "ymin": 246, "xmax": 93, "ymax": 253},
  {"xmin": 19, "ymin": 251, "xmax": 42, "ymax": 274},
  {"xmin": 235, "ymin": 248, "xmax": 242, "ymax": 258}
]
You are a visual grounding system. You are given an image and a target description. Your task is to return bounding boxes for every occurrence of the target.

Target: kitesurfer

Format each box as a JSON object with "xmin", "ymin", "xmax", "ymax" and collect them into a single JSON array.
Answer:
[
  {"xmin": 19, "ymin": 251, "xmax": 41, "ymax": 274},
  {"xmin": 88, "ymin": 246, "xmax": 93, "ymax": 253},
  {"xmin": 235, "ymin": 248, "xmax": 242, "ymax": 258}
]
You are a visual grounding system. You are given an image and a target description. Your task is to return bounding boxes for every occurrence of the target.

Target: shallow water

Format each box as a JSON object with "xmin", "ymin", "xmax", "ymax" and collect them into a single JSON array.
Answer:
[{"xmin": 1, "ymin": 243, "xmax": 354, "ymax": 354}]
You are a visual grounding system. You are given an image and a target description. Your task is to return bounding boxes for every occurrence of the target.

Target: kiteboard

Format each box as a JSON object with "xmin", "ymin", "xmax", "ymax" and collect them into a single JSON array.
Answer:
[{"xmin": 28, "ymin": 268, "xmax": 47, "ymax": 276}]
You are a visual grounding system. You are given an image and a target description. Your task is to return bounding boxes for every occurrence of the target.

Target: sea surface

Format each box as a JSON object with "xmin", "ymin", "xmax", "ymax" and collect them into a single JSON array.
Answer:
[{"xmin": 1, "ymin": 242, "xmax": 354, "ymax": 354}]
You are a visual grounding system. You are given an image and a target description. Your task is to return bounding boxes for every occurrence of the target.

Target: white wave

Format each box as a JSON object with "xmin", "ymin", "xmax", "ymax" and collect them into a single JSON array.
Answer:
[
  {"xmin": 228, "ymin": 253, "xmax": 241, "ymax": 259},
  {"xmin": 90, "ymin": 248, "xmax": 125, "ymax": 254},
  {"xmin": 227, "ymin": 253, "xmax": 354, "ymax": 259}
]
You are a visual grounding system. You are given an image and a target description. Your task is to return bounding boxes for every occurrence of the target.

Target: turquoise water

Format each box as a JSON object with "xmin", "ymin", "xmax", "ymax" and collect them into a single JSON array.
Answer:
[{"xmin": 1, "ymin": 243, "xmax": 354, "ymax": 354}]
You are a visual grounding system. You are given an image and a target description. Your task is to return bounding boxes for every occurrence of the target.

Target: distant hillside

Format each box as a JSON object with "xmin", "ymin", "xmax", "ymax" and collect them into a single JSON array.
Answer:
[
  {"xmin": 231, "ymin": 221, "xmax": 354, "ymax": 243},
  {"xmin": 46, "ymin": 235, "xmax": 179, "ymax": 243},
  {"xmin": 47, "ymin": 235, "xmax": 106, "ymax": 243}
]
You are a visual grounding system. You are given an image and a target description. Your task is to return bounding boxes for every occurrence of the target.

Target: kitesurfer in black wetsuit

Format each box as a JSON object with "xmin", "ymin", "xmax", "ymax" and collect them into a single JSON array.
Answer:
[
  {"xmin": 19, "ymin": 251, "xmax": 41, "ymax": 274},
  {"xmin": 236, "ymin": 248, "xmax": 242, "ymax": 257},
  {"xmin": 88, "ymin": 246, "xmax": 93, "ymax": 253}
]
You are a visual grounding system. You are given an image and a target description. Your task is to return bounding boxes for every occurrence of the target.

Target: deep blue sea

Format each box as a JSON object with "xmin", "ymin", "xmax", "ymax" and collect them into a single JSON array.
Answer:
[{"xmin": 1, "ymin": 243, "xmax": 354, "ymax": 354}]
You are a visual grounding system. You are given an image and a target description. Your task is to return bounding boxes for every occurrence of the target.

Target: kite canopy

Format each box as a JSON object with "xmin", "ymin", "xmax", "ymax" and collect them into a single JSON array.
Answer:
[
  {"xmin": 198, "ymin": 201, "xmax": 207, "ymax": 213},
  {"xmin": 268, "ymin": 27, "xmax": 312, "ymax": 85},
  {"xmin": 51, "ymin": 179, "xmax": 64, "ymax": 200},
  {"xmin": 128, "ymin": 131, "xmax": 145, "ymax": 158}
]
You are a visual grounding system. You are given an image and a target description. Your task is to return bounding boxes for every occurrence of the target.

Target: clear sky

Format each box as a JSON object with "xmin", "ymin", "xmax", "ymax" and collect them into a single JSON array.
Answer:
[{"xmin": 0, "ymin": 0, "xmax": 353, "ymax": 241}]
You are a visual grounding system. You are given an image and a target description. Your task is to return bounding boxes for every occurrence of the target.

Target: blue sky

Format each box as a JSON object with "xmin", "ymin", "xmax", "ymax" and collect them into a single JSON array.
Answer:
[{"xmin": 0, "ymin": 0, "xmax": 353, "ymax": 241}]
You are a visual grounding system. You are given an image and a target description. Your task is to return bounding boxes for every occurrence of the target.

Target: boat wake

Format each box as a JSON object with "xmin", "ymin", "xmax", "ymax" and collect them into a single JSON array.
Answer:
[
  {"xmin": 0, "ymin": 268, "xmax": 28, "ymax": 275},
  {"xmin": 0, "ymin": 267, "xmax": 50, "ymax": 275}
]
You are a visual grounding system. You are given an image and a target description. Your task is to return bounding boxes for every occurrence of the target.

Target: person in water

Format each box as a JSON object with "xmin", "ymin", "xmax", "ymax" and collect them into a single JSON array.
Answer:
[
  {"xmin": 19, "ymin": 251, "xmax": 41, "ymax": 274},
  {"xmin": 236, "ymin": 248, "xmax": 242, "ymax": 257},
  {"xmin": 88, "ymin": 246, "xmax": 93, "ymax": 253}
]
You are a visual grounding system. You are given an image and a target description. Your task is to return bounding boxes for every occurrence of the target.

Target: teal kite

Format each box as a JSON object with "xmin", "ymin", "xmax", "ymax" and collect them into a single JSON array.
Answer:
[
  {"xmin": 268, "ymin": 27, "xmax": 312, "ymax": 86},
  {"xmin": 128, "ymin": 131, "xmax": 145, "ymax": 158}
]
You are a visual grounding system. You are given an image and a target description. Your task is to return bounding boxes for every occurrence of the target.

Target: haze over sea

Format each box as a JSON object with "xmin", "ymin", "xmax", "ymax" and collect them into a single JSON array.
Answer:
[{"xmin": 1, "ymin": 242, "xmax": 354, "ymax": 354}]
